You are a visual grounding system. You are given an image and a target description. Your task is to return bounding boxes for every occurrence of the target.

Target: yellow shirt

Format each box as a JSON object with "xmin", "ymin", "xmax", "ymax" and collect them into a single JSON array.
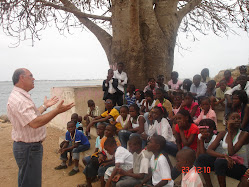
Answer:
[
  {"xmin": 101, "ymin": 108, "xmax": 120, "ymax": 128},
  {"xmin": 155, "ymin": 99, "xmax": 173, "ymax": 116}
]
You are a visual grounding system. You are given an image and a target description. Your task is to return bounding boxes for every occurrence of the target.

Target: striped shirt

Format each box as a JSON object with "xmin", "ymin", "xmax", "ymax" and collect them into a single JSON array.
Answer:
[{"xmin": 7, "ymin": 86, "xmax": 46, "ymax": 143}]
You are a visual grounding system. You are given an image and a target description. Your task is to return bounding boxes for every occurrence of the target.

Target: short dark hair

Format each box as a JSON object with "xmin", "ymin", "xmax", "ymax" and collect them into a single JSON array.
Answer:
[
  {"xmin": 129, "ymin": 104, "xmax": 140, "ymax": 114},
  {"xmin": 148, "ymin": 78, "xmax": 155, "ymax": 82},
  {"xmin": 120, "ymin": 105, "xmax": 129, "ymax": 112},
  {"xmin": 128, "ymin": 84, "xmax": 135, "ymax": 92},
  {"xmin": 117, "ymin": 62, "xmax": 124, "ymax": 66},
  {"xmin": 67, "ymin": 120, "xmax": 76, "ymax": 126},
  {"xmin": 177, "ymin": 148, "xmax": 196, "ymax": 165},
  {"xmin": 199, "ymin": 119, "xmax": 217, "ymax": 132},
  {"xmin": 87, "ymin": 99, "xmax": 95, "ymax": 106},
  {"xmin": 177, "ymin": 109, "xmax": 193, "ymax": 124},
  {"xmin": 104, "ymin": 137, "xmax": 117, "ymax": 147},
  {"xmin": 171, "ymin": 71, "xmax": 179, "ymax": 78},
  {"xmin": 71, "ymin": 113, "xmax": 78, "ymax": 119},
  {"xmin": 129, "ymin": 135, "xmax": 142, "ymax": 147},
  {"xmin": 106, "ymin": 124, "xmax": 117, "ymax": 133},
  {"xmin": 152, "ymin": 135, "xmax": 166, "ymax": 152},
  {"xmin": 12, "ymin": 68, "xmax": 25, "ymax": 85},
  {"xmin": 200, "ymin": 97, "xmax": 211, "ymax": 104},
  {"xmin": 144, "ymin": 90, "xmax": 154, "ymax": 99},
  {"xmin": 193, "ymin": 74, "xmax": 201, "ymax": 80}
]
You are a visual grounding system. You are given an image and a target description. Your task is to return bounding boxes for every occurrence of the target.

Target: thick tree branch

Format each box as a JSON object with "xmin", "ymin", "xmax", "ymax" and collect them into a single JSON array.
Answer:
[
  {"xmin": 37, "ymin": 0, "xmax": 111, "ymax": 21},
  {"xmin": 178, "ymin": 0, "xmax": 202, "ymax": 20}
]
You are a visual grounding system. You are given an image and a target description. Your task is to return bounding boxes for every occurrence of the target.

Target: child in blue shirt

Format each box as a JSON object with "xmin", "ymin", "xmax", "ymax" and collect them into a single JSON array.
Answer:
[
  {"xmin": 55, "ymin": 121, "xmax": 90, "ymax": 176},
  {"xmin": 125, "ymin": 84, "xmax": 136, "ymax": 107}
]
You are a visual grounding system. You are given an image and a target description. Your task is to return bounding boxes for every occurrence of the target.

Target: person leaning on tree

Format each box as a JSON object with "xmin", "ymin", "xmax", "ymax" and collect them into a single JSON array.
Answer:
[{"xmin": 7, "ymin": 68, "xmax": 74, "ymax": 187}]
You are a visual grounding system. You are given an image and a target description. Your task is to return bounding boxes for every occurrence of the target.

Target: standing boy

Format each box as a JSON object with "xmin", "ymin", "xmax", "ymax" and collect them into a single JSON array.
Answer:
[
  {"xmin": 55, "ymin": 121, "xmax": 90, "ymax": 176},
  {"xmin": 114, "ymin": 62, "xmax": 128, "ymax": 106}
]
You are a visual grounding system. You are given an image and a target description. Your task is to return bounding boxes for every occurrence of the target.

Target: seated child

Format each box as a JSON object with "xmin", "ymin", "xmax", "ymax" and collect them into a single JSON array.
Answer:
[
  {"xmin": 55, "ymin": 121, "xmax": 90, "ymax": 176},
  {"xmin": 84, "ymin": 99, "xmax": 100, "ymax": 127},
  {"xmin": 125, "ymin": 84, "xmax": 136, "ymax": 107},
  {"xmin": 176, "ymin": 148, "xmax": 203, "ymax": 187},
  {"xmin": 140, "ymin": 90, "xmax": 156, "ymax": 115},
  {"xmin": 113, "ymin": 105, "xmax": 130, "ymax": 132},
  {"xmin": 194, "ymin": 97, "xmax": 217, "ymax": 126},
  {"xmin": 137, "ymin": 135, "xmax": 174, "ymax": 187},
  {"xmin": 182, "ymin": 92, "xmax": 200, "ymax": 120},
  {"xmin": 119, "ymin": 104, "xmax": 145, "ymax": 148},
  {"xmin": 215, "ymin": 80, "xmax": 231, "ymax": 109},
  {"xmin": 175, "ymin": 109, "xmax": 199, "ymax": 152},
  {"xmin": 104, "ymin": 137, "xmax": 133, "ymax": 187},
  {"xmin": 181, "ymin": 79, "xmax": 192, "ymax": 93},
  {"xmin": 195, "ymin": 119, "xmax": 223, "ymax": 187},
  {"xmin": 86, "ymin": 99, "xmax": 119, "ymax": 139},
  {"xmin": 79, "ymin": 125, "xmax": 120, "ymax": 187},
  {"xmin": 168, "ymin": 71, "xmax": 182, "ymax": 90},
  {"xmin": 83, "ymin": 123, "xmax": 106, "ymax": 166},
  {"xmin": 110, "ymin": 136, "xmax": 150, "ymax": 187},
  {"xmin": 143, "ymin": 78, "xmax": 159, "ymax": 98},
  {"xmin": 77, "ymin": 116, "xmax": 83, "ymax": 132},
  {"xmin": 135, "ymin": 89, "xmax": 145, "ymax": 108}
]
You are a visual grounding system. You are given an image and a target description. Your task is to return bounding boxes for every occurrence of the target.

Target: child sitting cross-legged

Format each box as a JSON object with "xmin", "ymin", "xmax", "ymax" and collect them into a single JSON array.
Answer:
[
  {"xmin": 78, "ymin": 124, "xmax": 120, "ymax": 187},
  {"xmin": 104, "ymin": 137, "xmax": 134, "ymax": 187},
  {"xmin": 108, "ymin": 135, "xmax": 150, "ymax": 187},
  {"xmin": 176, "ymin": 148, "xmax": 203, "ymax": 187},
  {"xmin": 136, "ymin": 135, "xmax": 174, "ymax": 187},
  {"xmin": 55, "ymin": 121, "xmax": 90, "ymax": 176}
]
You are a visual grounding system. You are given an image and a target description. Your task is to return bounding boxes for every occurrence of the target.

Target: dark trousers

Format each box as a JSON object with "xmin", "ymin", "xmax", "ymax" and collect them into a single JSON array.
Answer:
[
  {"xmin": 13, "ymin": 141, "xmax": 43, "ymax": 187},
  {"xmin": 116, "ymin": 92, "xmax": 124, "ymax": 106},
  {"xmin": 105, "ymin": 93, "xmax": 118, "ymax": 106}
]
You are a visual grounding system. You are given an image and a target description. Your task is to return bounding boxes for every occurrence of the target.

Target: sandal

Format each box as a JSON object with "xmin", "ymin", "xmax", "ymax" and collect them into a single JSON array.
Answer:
[
  {"xmin": 54, "ymin": 165, "xmax": 67, "ymax": 170},
  {"xmin": 68, "ymin": 169, "xmax": 79, "ymax": 176}
]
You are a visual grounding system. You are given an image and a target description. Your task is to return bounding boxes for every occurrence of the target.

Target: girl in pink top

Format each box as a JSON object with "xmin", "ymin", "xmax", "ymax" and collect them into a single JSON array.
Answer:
[
  {"xmin": 182, "ymin": 92, "xmax": 200, "ymax": 120},
  {"xmin": 168, "ymin": 71, "xmax": 182, "ymax": 90},
  {"xmin": 194, "ymin": 97, "xmax": 217, "ymax": 126}
]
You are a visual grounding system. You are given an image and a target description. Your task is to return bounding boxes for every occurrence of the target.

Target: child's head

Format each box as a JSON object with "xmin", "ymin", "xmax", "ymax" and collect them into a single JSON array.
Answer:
[
  {"xmin": 207, "ymin": 80, "xmax": 216, "ymax": 91},
  {"xmin": 193, "ymin": 74, "xmax": 201, "ymax": 87},
  {"xmin": 200, "ymin": 97, "xmax": 211, "ymax": 112},
  {"xmin": 105, "ymin": 99, "xmax": 114, "ymax": 110},
  {"xmin": 219, "ymin": 80, "xmax": 227, "ymax": 91},
  {"xmin": 239, "ymin": 65, "xmax": 247, "ymax": 75},
  {"xmin": 128, "ymin": 135, "xmax": 142, "ymax": 154},
  {"xmin": 97, "ymin": 123, "xmax": 106, "ymax": 137},
  {"xmin": 201, "ymin": 68, "xmax": 209, "ymax": 79},
  {"xmin": 224, "ymin": 70, "xmax": 231, "ymax": 80},
  {"xmin": 78, "ymin": 116, "xmax": 82, "ymax": 123},
  {"xmin": 129, "ymin": 104, "xmax": 140, "ymax": 118},
  {"xmin": 157, "ymin": 75, "xmax": 165, "ymax": 85},
  {"xmin": 104, "ymin": 137, "xmax": 117, "ymax": 155},
  {"xmin": 117, "ymin": 62, "xmax": 124, "ymax": 73},
  {"xmin": 198, "ymin": 119, "xmax": 217, "ymax": 139},
  {"xmin": 71, "ymin": 113, "xmax": 78, "ymax": 123},
  {"xmin": 173, "ymin": 92, "xmax": 183, "ymax": 105},
  {"xmin": 144, "ymin": 90, "xmax": 154, "ymax": 102},
  {"xmin": 104, "ymin": 124, "xmax": 117, "ymax": 137},
  {"xmin": 238, "ymin": 75, "xmax": 248, "ymax": 88},
  {"xmin": 232, "ymin": 90, "xmax": 248, "ymax": 107},
  {"xmin": 226, "ymin": 112, "xmax": 241, "ymax": 130},
  {"xmin": 184, "ymin": 92, "xmax": 194, "ymax": 106},
  {"xmin": 153, "ymin": 104, "xmax": 168, "ymax": 120},
  {"xmin": 127, "ymin": 84, "xmax": 135, "ymax": 93},
  {"xmin": 120, "ymin": 105, "xmax": 129, "ymax": 118},
  {"xmin": 67, "ymin": 121, "xmax": 76, "ymax": 133},
  {"xmin": 87, "ymin": 99, "xmax": 95, "ymax": 110},
  {"xmin": 148, "ymin": 109, "xmax": 154, "ymax": 123},
  {"xmin": 148, "ymin": 78, "xmax": 156, "ymax": 88},
  {"xmin": 176, "ymin": 148, "xmax": 196, "ymax": 171},
  {"xmin": 176, "ymin": 109, "xmax": 193, "ymax": 129},
  {"xmin": 155, "ymin": 88, "xmax": 165, "ymax": 100},
  {"xmin": 147, "ymin": 135, "xmax": 166, "ymax": 153},
  {"xmin": 135, "ymin": 89, "xmax": 144, "ymax": 100},
  {"xmin": 171, "ymin": 71, "xmax": 179, "ymax": 81},
  {"xmin": 107, "ymin": 69, "xmax": 114, "ymax": 78},
  {"xmin": 182, "ymin": 79, "xmax": 192, "ymax": 92}
]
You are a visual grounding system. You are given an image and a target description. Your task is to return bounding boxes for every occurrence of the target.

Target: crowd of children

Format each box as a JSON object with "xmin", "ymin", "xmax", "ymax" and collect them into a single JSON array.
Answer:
[{"xmin": 54, "ymin": 65, "xmax": 249, "ymax": 187}]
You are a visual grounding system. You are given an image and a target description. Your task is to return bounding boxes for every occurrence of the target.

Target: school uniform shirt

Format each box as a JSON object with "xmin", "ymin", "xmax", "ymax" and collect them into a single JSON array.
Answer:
[
  {"xmin": 225, "ymin": 81, "xmax": 249, "ymax": 97},
  {"xmin": 133, "ymin": 150, "xmax": 150, "ymax": 174},
  {"xmin": 149, "ymin": 118, "xmax": 175, "ymax": 143},
  {"xmin": 181, "ymin": 167, "xmax": 203, "ymax": 187},
  {"xmin": 142, "ymin": 100, "xmax": 156, "ymax": 111},
  {"xmin": 155, "ymin": 99, "xmax": 173, "ymax": 117},
  {"xmin": 190, "ymin": 82, "xmax": 207, "ymax": 98},
  {"xmin": 113, "ymin": 70, "xmax": 128, "ymax": 93},
  {"xmin": 193, "ymin": 108, "xmax": 217, "ymax": 126},
  {"xmin": 101, "ymin": 108, "xmax": 120, "ymax": 124},
  {"xmin": 99, "ymin": 136, "xmax": 121, "ymax": 160},
  {"xmin": 150, "ymin": 154, "xmax": 174, "ymax": 187},
  {"xmin": 143, "ymin": 84, "xmax": 159, "ymax": 96},
  {"xmin": 86, "ymin": 106, "xmax": 100, "ymax": 117},
  {"xmin": 216, "ymin": 87, "xmax": 231, "ymax": 100},
  {"xmin": 115, "ymin": 114, "xmax": 131, "ymax": 130},
  {"xmin": 136, "ymin": 99, "xmax": 145, "ymax": 108},
  {"xmin": 198, "ymin": 134, "xmax": 224, "ymax": 154},
  {"xmin": 65, "ymin": 129, "xmax": 90, "ymax": 146},
  {"xmin": 175, "ymin": 123, "xmax": 199, "ymax": 151}
]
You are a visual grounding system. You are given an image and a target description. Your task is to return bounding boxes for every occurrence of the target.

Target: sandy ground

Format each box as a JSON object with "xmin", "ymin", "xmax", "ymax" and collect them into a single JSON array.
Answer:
[{"xmin": 0, "ymin": 122, "xmax": 100, "ymax": 187}]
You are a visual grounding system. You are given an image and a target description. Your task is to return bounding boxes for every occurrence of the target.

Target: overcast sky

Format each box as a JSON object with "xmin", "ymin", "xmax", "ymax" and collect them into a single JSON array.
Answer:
[{"xmin": 0, "ymin": 24, "xmax": 248, "ymax": 82}]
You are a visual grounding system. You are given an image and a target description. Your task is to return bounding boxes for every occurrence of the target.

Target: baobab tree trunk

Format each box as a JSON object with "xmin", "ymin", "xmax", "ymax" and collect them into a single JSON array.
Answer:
[{"xmin": 110, "ymin": 0, "xmax": 181, "ymax": 89}]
